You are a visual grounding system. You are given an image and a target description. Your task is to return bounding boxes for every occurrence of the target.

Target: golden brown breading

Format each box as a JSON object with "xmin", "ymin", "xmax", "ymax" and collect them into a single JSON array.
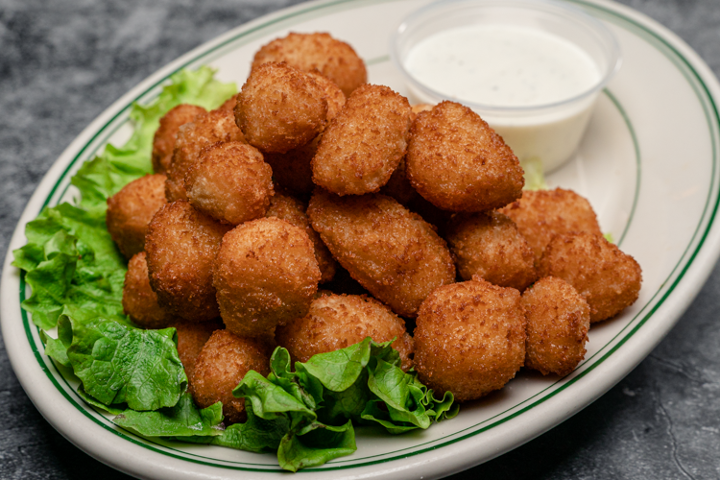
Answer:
[
  {"xmin": 307, "ymin": 190, "xmax": 456, "ymax": 317},
  {"xmin": 265, "ymin": 191, "xmax": 336, "ymax": 283},
  {"xmin": 252, "ymin": 32, "xmax": 367, "ymax": 97},
  {"xmin": 499, "ymin": 188, "xmax": 602, "ymax": 265},
  {"xmin": 262, "ymin": 74, "xmax": 345, "ymax": 197},
  {"xmin": 165, "ymin": 109, "xmax": 246, "ymax": 202},
  {"xmin": 122, "ymin": 252, "xmax": 169, "ymax": 329},
  {"xmin": 215, "ymin": 93, "xmax": 239, "ymax": 113},
  {"xmin": 406, "ymin": 101, "xmax": 524, "ymax": 212},
  {"xmin": 213, "ymin": 217, "xmax": 321, "ymax": 338},
  {"xmin": 414, "ymin": 278, "xmax": 526, "ymax": 402},
  {"xmin": 276, "ymin": 293, "xmax": 414, "ymax": 371},
  {"xmin": 522, "ymin": 276, "xmax": 590, "ymax": 376},
  {"xmin": 171, "ymin": 317, "xmax": 224, "ymax": 380},
  {"xmin": 190, "ymin": 330, "xmax": 272, "ymax": 424},
  {"xmin": 446, "ymin": 211, "xmax": 537, "ymax": 290},
  {"xmin": 106, "ymin": 173, "xmax": 167, "ymax": 259},
  {"xmin": 235, "ymin": 62, "xmax": 328, "ymax": 154},
  {"xmin": 538, "ymin": 233, "xmax": 642, "ymax": 323},
  {"xmin": 145, "ymin": 200, "xmax": 230, "ymax": 321},
  {"xmin": 185, "ymin": 141, "xmax": 274, "ymax": 225},
  {"xmin": 312, "ymin": 84, "xmax": 412, "ymax": 196},
  {"xmin": 151, "ymin": 104, "xmax": 207, "ymax": 174}
]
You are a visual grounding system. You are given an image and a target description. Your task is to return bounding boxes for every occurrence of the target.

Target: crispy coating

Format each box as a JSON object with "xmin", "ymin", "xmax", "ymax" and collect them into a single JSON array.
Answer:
[
  {"xmin": 499, "ymin": 188, "xmax": 602, "ymax": 265},
  {"xmin": 262, "ymin": 74, "xmax": 345, "ymax": 197},
  {"xmin": 171, "ymin": 318, "xmax": 224, "ymax": 380},
  {"xmin": 152, "ymin": 104, "xmax": 207, "ymax": 173},
  {"xmin": 122, "ymin": 252, "xmax": 169, "ymax": 329},
  {"xmin": 411, "ymin": 103, "xmax": 433, "ymax": 115},
  {"xmin": 165, "ymin": 109, "xmax": 246, "ymax": 201},
  {"xmin": 446, "ymin": 211, "xmax": 537, "ymax": 290},
  {"xmin": 215, "ymin": 93, "xmax": 239, "ymax": 113},
  {"xmin": 145, "ymin": 201, "xmax": 230, "ymax": 321},
  {"xmin": 252, "ymin": 32, "xmax": 367, "ymax": 97},
  {"xmin": 312, "ymin": 84, "xmax": 412, "ymax": 196},
  {"xmin": 213, "ymin": 217, "xmax": 321, "ymax": 338},
  {"xmin": 414, "ymin": 278, "xmax": 526, "ymax": 402},
  {"xmin": 307, "ymin": 190, "xmax": 456, "ymax": 317},
  {"xmin": 190, "ymin": 330, "xmax": 272, "ymax": 424},
  {"xmin": 185, "ymin": 141, "xmax": 274, "ymax": 225},
  {"xmin": 406, "ymin": 101, "xmax": 524, "ymax": 212},
  {"xmin": 276, "ymin": 293, "xmax": 414, "ymax": 371},
  {"xmin": 265, "ymin": 191, "xmax": 336, "ymax": 283},
  {"xmin": 538, "ymin": 233, "xmax": 642, "ymax": 323},
  {"xmin": 522, "ymin": 277, "xmax": 590, "ymax": 376},
  {"xmin": 106, "ymin": 173, "xmax": 167, "ymax": 259},
  {"xmin": 235, "ymin": 62, "xmax": 328, "ymax": 154}
]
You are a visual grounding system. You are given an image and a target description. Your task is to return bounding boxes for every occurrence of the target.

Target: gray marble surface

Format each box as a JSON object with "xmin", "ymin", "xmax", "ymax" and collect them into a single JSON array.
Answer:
[{"xmin": 1, "ymin": 0, "xmax": 719, "ymax": 478}]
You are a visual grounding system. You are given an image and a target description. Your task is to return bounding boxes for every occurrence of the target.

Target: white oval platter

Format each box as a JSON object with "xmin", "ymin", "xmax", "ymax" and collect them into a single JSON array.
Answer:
[{"xmin": 3, "ymin": 0, "xmax": 720, "ymax": 478}]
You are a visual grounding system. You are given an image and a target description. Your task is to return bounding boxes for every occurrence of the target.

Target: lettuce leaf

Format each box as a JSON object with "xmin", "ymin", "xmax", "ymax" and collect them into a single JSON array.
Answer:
[
  {"xmin": 520, "ymin": 156, "xmax": 548, "ymax": 191},
  {"xmin": 112, "ymin": 392, "xmax": 224, "ymax": 437}
]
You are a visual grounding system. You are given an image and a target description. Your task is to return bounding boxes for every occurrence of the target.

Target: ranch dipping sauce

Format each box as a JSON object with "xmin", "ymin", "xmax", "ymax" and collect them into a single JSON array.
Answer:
[
  {"xmin": 392, "ymin": 0, "xmax": 622, "ymax": 173},
  {"xmin": 405, "ymin": 25, "xmax": 602, "ymax": 108}
]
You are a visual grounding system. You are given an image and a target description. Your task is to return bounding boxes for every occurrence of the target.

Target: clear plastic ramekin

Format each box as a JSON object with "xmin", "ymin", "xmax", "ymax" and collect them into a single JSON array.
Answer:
[{"xmin": 391, "ymin": 0, "xmax": 621, "ymax": 172}]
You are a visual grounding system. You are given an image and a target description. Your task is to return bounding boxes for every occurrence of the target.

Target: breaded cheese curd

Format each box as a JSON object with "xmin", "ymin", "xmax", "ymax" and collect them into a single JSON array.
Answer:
[
  {"xmin": 252, "ymin": 32, "xmax": 367, "ymax": 97},
  {"xmin": 213, "ymin": 217, "xmax": 321, "ymax": 338},
  {"xmin": 538, "ymin": 232, "xmax": 642, "ymax": 323},
  {"xmin": 265, "ymin": 191, "xmax": 336, "ymax": 283},
  {"xmin": 312, "ymin": 84, "xmax": 413, "ymax": 196},
  {"xmin": 165, "ymin": 108, "xmax": 246, "ymax": 202},
  {"xmin": 122, "ymin": 252, "xmax": 169, "ymax": 329},
  {"xmin": 499, "ymin": 188, "xmax": 602, "ymax": 265},
  {"xmin": 276, "ymin": 293, "xmax": 414, "ymax": 371},
  {"xmin": 235, "ymin": 62, "xmax": 328, "ymax": 154},
  {"xmin": 145, "ymin": 200, "xmax": 230, "ymax": 321},
  {"xmin": 262, "ymin": 73, "xmax": 346, "ymax": 197},
  {"xmin": 307, "ymin": 190, "xmax": 455, "ymax": 317},
  {"xmin": 185, "ymin": 141, "xmax": 274, "ymax": 225},
  {"xmin": 413, "ymin": 278, "xmax": 526, "ymax": 402},
  {"xmin": 190, "ymin": 330, "xmax": 272, "ymax": 424},
  {"xmin": 406, "ymin": 101, "xmax": 524, "ymax": 212},
  {"xmin": 152, "ymin": 104, "xmax": 207, "ymax": 173},
  {"xmin": 171, "ymin": 318, "xmax": 224, "ymax": 380},
  {"xmin": 446, "ymin": 211, "xmax": 536, "ymax": 290},
  {"xmin": 522, "ymin": 276, "xmax": 590, "ymax": 376},
  {"xmin": 106, "ymin": 173, "xmax": 167, "ymax": 259}
]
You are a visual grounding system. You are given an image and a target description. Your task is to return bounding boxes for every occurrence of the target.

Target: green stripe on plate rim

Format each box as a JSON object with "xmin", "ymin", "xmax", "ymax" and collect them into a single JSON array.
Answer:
[{"xmin": 16, "ymin": 0, "xmax": 720, "ymax": 472}]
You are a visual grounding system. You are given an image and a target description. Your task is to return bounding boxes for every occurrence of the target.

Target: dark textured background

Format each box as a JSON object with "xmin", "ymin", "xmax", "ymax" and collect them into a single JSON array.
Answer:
[{"xmin": 1, "ymin": 0, "xmax": 719, "ymax": 478}]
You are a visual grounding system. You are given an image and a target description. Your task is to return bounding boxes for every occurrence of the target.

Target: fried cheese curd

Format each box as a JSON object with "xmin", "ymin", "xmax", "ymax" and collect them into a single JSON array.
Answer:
[
  {"xmin": 251, "ymin": 32, "xmax": 367, "ymax": 97},
  {"xmin": 499, "ymin": 188, "xmax": 602, "ymax": 265},
  {"xmin": 539, "ymin": 233, "xmax": 642, "ymax": 323},
  {"xmin": 446, "ymin": 211, "xmax": 536, "ymax": 290},
  {"xmin": 235, "ymin": 62, "xmax": 328, "ymax": 154},
  {"xmin": 312, "ymin": 84, "xmax": 413, "ymax": 195},
  {"xmin": 165, "ymin": 108, "xmax": 246, "ymax": 201},
  {"xmin": 414, "ymin": 278, "xmax": 526, "ymax": 402},
  {"xmin": 265, "ymin": 191, "xmax": 337, "ymax": 283},
  {"xmin": 191, "ymin": 330, "xmax": 272, "ymax": 424},
  {"xmin": 406, "ymin": 101, "xmax": 524, "ymax": 212},
  {"xmin": 262, "ymin": 72, "xmax": 346, "ymax": 196},
  {"xmin": 122, "ymin": 251, "xmax": 169, "ymax": 329},
  {"xmin": 185, "ymin": 141, "xmax": 274, "ymax": 225},
  {"xmin": 168, "ymin": 318, "xmax": 224, "ymax": 380},
  {"xmin": 106, "ymin": 173, "xmax": 167, "ymax": 259},
  {"xmin": 151, "ymin": 104, "xmax": 207, "ymax": 173},
  {"xmin": 307, "ymin": 189, "xmax": 455, "ymax": 317},
  {"xmin": 213, "ymin": 217, "xmax": 321, "ymax": 338},
  {"xmin": 522, "ymin": 276, "xmax": 590, "ymax": 376},
  {"xmin": 276, "ymin": 293, "xmax": 414, "ymax": 371},
  {"xmin": 145, "ymin": 200, "xmax": 230, "ymax": 321}
]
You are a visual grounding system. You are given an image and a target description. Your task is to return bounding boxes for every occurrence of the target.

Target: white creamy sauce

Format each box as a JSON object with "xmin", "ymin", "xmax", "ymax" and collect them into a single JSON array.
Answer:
[{"xmin": 405, "ymin": 25, "xmax": 601, "ymax": 107}]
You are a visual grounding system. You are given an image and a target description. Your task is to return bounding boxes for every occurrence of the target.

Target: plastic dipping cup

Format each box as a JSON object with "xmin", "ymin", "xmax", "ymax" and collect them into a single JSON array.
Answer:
[{"xmin": 391, "ymin": 0, "xmax": 621, "ymax": 172}]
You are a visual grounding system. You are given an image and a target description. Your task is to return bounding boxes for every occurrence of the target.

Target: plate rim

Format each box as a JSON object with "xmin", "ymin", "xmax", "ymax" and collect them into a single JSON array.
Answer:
[{"xmin": 3, "ymin": 0, "xmax": 720, "ymax": 478}]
